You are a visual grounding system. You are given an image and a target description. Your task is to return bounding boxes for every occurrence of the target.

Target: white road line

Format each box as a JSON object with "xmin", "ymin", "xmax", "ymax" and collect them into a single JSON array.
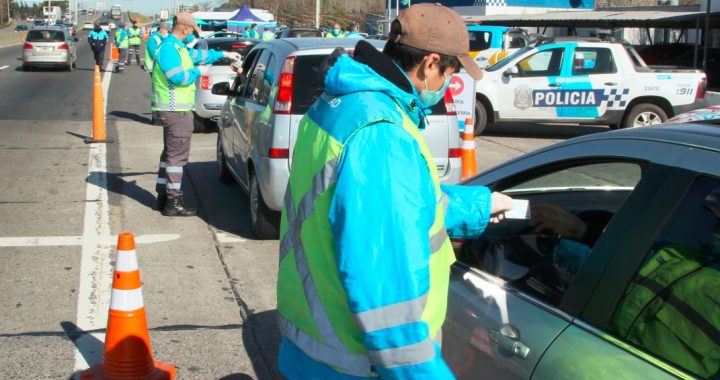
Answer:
[
  {"xmin": 215, "ymin": 231, "xmax": 248, "ymax": 243},
  {"xmin": 0, "ymin": 65, "xmax": 9, "ymax": 71},
  {"xmin": 74, "ymin": 62, "xmax": 114, "ymax": 372},
  {"xmin": 0, "ymin": 234, "xmax": 180, "ymax": 247},
  {"xmin": 0, "ymin": 42, "xmax": 21, "ymax": 49}
]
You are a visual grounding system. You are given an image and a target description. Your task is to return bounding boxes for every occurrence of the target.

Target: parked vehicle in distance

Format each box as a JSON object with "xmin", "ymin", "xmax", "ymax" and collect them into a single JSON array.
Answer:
[
  {"xmin": 444, "ymin": 122, "xmax": 720, "ymax": 380},
  {"xmin": 467, "ymin": 25, "xmax": 532, "ymax": 69},
  {"xmin": 82, "ymin": 21, "xmax": 93, "ymax": 30},
  {"xmin": 14, "ymin": 24, "xmax": 29, "ymax": 32},
  {"xmin": 33, "ymin": 20, "xmax": 46, "ymax": 27},
  {"xmin": 200, "ymin": 31, "xmax": 242, "ymax": 39},
  {"xmin": 98, "ymin": 21, "xmax": 110, "ymax": 32},
  {"xmin": 22, "ymin": 26, "xmax": 77, "ymax": 71},
  {"xmin": 213, "ymin": 38, "xmax": 461, "ymax": 238},
  {"xmin": 275, "ymin": 27, "xmax": 323, "ymax": 39},
  {"xmin": 192, "ymin": 37, "xmax": 261, "ymax": 133},
  {"xmin": 474, "ymin": 37, "xmax": 708, "ymax": 135}
]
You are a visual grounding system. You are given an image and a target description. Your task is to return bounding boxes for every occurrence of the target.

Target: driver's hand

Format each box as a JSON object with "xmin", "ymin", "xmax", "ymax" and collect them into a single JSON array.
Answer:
[
  {"xmin": 489, "ymin": 192, "xmax": 513, "ymax": 224},
  {"xmin": 530, "ymin": 203, "xmax": 587, "ymax": 240},
  {"xmin": 223, "ymin": 51, "xmax": 242, "ymax": 61}
]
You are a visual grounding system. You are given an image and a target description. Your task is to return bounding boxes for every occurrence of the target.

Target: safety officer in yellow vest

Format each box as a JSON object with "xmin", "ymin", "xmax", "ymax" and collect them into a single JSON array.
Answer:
[
  {"xmin": 127, "ymin": 19, "xmax": 143, "ymax": 66},
  {"xmin": 113, "ymin": 23, "xmax": 129, "ymax": 73},
  {"xmin": 325, "ymin": 22, "xmax": 345, "ymax": 38},
  {"xmin": 152, "ymin": 13, "xmax": 241, "ymax": 216},
  {"xmin": 242, "ymin": 23, "xmax": 260, "ymax": 39},
  {"xmin": 145, "ymin": 22, "xmax": 171, "ymax": 125},
  {"xmin": 277, "ymin": 4, "xmax": 513, "ymax": 379}
]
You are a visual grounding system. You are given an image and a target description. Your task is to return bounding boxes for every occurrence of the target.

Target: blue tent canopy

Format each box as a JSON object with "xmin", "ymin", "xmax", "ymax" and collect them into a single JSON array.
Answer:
[{"xmin": 227, "ymin": 5, "xmax": 277, "ymax": 31}]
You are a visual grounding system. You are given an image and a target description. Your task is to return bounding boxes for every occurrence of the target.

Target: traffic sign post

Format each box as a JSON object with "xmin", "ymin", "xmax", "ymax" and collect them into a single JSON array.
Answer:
[{"xmin": 449, "ymin": 72, "xmax": 475, "ymax": 132}]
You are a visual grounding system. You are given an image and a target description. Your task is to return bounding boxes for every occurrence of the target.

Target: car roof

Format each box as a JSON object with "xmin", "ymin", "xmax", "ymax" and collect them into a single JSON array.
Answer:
[
  {"xmin": 30, "ymin": 26, "xmax": 65, "ymax": 31},
  {"xmin": 205, "ymin": 36, "xmax": 261, "ymax": 43},
  {"xmin": 262, "ymin": 37, "xmax": 385, "ymax": 52}
]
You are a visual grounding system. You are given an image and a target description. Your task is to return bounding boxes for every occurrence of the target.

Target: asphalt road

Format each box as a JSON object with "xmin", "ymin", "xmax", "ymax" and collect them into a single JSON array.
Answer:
[{"xmin": 0, "ymin": 32, "xmax": 600, "ymax": 379}]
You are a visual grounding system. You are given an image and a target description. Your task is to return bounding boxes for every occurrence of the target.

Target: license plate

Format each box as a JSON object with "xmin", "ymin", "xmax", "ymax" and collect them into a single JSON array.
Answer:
[{"xmin": 38, "ymin": 47, "xmax": 53, "ymax": 51}]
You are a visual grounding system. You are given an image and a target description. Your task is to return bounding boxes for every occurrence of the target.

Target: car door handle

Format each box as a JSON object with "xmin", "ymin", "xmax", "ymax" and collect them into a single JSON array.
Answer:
[
  {"xmin": 490, "ymin": 324, "xmax": 531, "ymax": 359},
  {"xmin": 476, "ymin": 57, "xmax": 488, "ymax": 61},
  {"xmin": 548, "ymin": 83, "xmax": 561, "ymax": 88},
  {"xmin": 604, "ymin": 82, "xmax": 618, "ymax": 86}
]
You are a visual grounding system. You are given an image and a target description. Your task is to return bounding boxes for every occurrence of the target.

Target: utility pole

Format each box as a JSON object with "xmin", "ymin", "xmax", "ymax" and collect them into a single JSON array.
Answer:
[
  {"xmin": 703, "ymin": 0, "xmax": 711, "ymax": 70},
  {"xmin": 315, "ymin": 0, "xmax": 319, "ymax": 29}
]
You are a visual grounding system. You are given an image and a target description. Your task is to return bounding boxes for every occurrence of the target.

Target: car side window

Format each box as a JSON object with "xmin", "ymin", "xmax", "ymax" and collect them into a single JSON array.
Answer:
[
  {"xmin": 243, "ymin": 50, "xmax": 271, "ymax": 104},
  {"xmin": 231, "ymin": 49, "xmax": 259, "ymax": 96},
  {"xmin": 606, "ymin": 176, "xmax": 720, "ymax": 379},
  {"xmin": 458, "ymin": 161, "xmax": 643, "ymax": 307},
  {"xmin": 508, "ymin": 36, "xmax": 526, "ymax": 49},
  {"xmin": 259, "ymin": 54, "xmax": 275, "ymax": 105},
  {"xmin": 572, "ymin": 48, "xmax": 616, "ymax": 75},
  {"xmin": 516, "ymin": 48, "xmax": 564, "ymax": 77}
]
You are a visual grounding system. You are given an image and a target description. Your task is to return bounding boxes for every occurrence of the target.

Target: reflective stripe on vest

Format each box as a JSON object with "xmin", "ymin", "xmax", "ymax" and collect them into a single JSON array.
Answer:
[
  {"xmin": 278, "ymin": 98, "xmax": 454, "ymax": 375},
  {"xmin": 145, "ymin": 34, "xmax": 161, "ymax": 72},
  {"xmin": 128, "ymin": 27, "xmax": 142, "ymax": 45},
  {"xmin": 151, "ymin": 42, "xmax": 195, "ymax": 112}
]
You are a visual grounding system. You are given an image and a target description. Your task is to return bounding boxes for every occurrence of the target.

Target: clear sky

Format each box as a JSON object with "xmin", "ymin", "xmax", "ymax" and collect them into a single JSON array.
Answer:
[{"xmin": 24, "ymin": 0, "xmax": 225, "ymax": 15}]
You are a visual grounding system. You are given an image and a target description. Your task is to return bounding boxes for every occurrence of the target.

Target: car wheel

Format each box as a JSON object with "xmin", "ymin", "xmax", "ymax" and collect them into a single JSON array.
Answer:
[
  {"xmin": 249, "ymin": 172, "xmax": 280, "ymax": 240},
  {"xmin": 474, "ymin": 99, "xmax": 488, "ymax": 136},
  {"xmin": 22, "ymin": 65, "xmax": 29, "ymax": 72},
  {"xmin": 623, "ymin": 103, "xmax": 667, "ymax": 129},
  {"xmin": 216, "ymin": 133, "xmax": 233, "ymax": 184}
]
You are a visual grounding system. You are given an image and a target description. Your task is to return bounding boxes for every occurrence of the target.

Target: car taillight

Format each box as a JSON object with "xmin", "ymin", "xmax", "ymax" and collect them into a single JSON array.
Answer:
[
  {"xmin": 448, "ymin": 148, "xmax": 462, "ymax": 158},
  {"xmin": 23, "ymin": 42, "xmax": 33, "ymax": 49},
  {"xmin": 57, "ymin": 43, "xmax": 69, "ymax": 50},
  {"xmin": 274, "ymin": 56, "xmax": 296, "ymax": 115},
  {"xmin": 444, "ymin": 89, "xmax": 457, "ymax": 116},
  {"xmin": 268, "ymin": 148, "xmax": 289, "ymax": 159},
  {"xmin": 200, "ymin": 75, "xmax": 211, "ymax": 90},
  {"xmin": 697, "ymin": 75, "xmax": 707, "ymax": 100}
]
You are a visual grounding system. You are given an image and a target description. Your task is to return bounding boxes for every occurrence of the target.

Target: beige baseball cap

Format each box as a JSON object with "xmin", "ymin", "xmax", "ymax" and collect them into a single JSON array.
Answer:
[
  {"xmin": 395, "ymin": 3, "xmax": 483, "ymax": 80},
  {"xmin": 174, "ymin": 12, "xmax": 202, "ymax": 35}
]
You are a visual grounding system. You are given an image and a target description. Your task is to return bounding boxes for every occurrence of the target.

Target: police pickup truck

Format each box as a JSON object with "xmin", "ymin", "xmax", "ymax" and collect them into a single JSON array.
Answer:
[{"xmin": 473, "ymin": 37, "xmax": 708, "ymax": 134}]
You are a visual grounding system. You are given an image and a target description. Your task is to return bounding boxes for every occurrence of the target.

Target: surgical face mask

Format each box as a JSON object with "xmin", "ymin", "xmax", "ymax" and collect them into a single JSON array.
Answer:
[
  {"xmin": 183, "ymin": 33, "xmax": 195, "ymax": 45},
  {"xmin": 332, "ymin": 28, "xmax": 341, "ymax": 36},
  {"xmin": 419, "ymin": 73, "xmax": 451, "ymax": 107}
]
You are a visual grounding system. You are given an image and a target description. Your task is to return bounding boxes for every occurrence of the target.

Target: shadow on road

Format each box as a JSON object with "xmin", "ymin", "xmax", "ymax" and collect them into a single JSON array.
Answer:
[
  {"xmin": 66, "ymin": 131, "xmax": 93, "ymax": 141},
  {"xmin": 86, "ymin": 171, "xmax": 158, "ymax": 210},
  {"xmin": 60, "ymin": 321, "xmax": 104, "ymax": 379},
  {"xmin": 483, "ymin": 122, "xmax": 609, "ymax": 139},
  {"xmin": 108, "ymin": 110, "xmax": 152, "ymax": 125}
]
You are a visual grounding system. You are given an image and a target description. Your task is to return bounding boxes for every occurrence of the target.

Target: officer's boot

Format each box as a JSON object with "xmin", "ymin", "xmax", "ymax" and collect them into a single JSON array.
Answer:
[
  {"xmin": 161, "ymin": 196, "xmax": 197, "ymax": 217},
  {"xmin": 155, "ymin": 193, "xmax": 167, "ymax": 211}
]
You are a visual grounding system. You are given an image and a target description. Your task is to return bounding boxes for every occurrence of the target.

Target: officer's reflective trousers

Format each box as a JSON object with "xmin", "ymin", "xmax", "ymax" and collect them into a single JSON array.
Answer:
[
  {"xmin": 155, "ymin": 111, "xmax": 193, "ymax": 199},
  {"xmin": 127, "ymin": 44, "xmax": 141, "ymax": 65}
]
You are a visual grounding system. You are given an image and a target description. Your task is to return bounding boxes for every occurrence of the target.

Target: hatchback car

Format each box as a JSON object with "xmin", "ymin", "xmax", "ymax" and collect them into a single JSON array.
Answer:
[
  {"xmin": 443, "ymin": 122, "xmax": 720, "ymax": 379},
  {"xmin": 22, "ymin": 27, "xmax": 77, "ymax": 71},
  {"xmin": 192, "ymin": 37, "xmax": 261, "ymax": 133},
  {"xmin": 213, "ymin": 38, "xmax": 462, "ymax": 238}
]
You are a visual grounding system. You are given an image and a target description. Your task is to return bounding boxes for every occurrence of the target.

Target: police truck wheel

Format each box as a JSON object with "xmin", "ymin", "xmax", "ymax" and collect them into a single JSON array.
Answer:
[
  {"xmin": 623, "ymin": 103, "xmax": 667, "ymax": 129},
  {"xmin": 474, "ymin": 100, "xmax": 488, "ymax": 136},
  {"xmin": 216, "ymin": 134, "xmax": 233, "ymax": 184},
  {"xmin": 249, "ymin": 173, "xmax": 280, "ymax": 240}
]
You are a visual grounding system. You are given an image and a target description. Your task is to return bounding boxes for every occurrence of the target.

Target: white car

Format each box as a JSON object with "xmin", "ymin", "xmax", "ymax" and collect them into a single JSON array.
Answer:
[
  {"xmin": 108, "ymin": 22, "xmax": 116, "ymax": 30},
  {"xmin": 82, "ymin": 21, "xmax": 93, "ymax": 30},
  {"xmin": 473, "ymin": 37, "xmax": 708, "ymax": 134}
]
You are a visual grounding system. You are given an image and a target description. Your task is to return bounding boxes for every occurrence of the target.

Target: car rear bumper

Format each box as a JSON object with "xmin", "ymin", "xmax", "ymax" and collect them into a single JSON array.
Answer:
[
  {"xmin": 254, "ymin": 155, "xmax": 289, "ymax": 212},
  {"xmin": 23, "ymin": 52, "xmax": 69, "ymax": 65}
]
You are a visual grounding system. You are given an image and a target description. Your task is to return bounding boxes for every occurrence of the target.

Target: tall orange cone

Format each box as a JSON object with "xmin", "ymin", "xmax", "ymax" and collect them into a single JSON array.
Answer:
[
  {"xmin": 110, "ymin": 45, "xmax": 119, "ymax": 62},
  {"xmin": 461, "ymin": 118, "xmax": 478, "ymax": 180},
  {"xmin": 81, "ymin": 232, "xmax": 176, "ymax": 380},
  {"xmin": 85, "ymin": 65, "xmax": 112, "ymax": 144}
]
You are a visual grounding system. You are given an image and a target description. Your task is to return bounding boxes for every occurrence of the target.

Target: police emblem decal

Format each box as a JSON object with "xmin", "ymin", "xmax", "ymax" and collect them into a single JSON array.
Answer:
[{"xmin": 514, "ymin": 85, "xmax": 532, "ymax": 110}]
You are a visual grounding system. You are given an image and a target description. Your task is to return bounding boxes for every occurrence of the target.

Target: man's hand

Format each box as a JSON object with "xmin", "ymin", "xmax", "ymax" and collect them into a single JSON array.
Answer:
[
  {"xmin": 198, "ymin": 64, "xmax": 209, "ymax": 76},
  {"xmin": 223, "ymin": 51, "xmax": 242, "ymax": 61},
  {"xmin": 530, "ymin": 203, "xmax": 587, "ymax": 240},
  {"xmin": 489, "ymin": 192, "xmax": 513, "ymax": 223}
]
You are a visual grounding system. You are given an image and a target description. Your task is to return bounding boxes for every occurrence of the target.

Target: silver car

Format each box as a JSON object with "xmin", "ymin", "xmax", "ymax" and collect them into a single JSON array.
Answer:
[
  {"xmin": 192, "ymin": 37, "xmax": 260, "ymax": 133},
  {"xmin": 22, "ymin": 26, "xmax": 77, "ymax": 71},
  {"xmin": 213, "ymin": 38, "xmax": 462, "ymax": 239}
]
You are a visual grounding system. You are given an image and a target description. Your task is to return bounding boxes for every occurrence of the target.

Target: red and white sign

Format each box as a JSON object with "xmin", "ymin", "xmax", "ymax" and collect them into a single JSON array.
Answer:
[{"xmin": 450, "ymin": 72, "xmax": 475, "ymax": 126}]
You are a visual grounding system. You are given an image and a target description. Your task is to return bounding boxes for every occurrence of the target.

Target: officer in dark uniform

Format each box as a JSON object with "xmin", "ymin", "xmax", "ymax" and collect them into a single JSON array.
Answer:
[{"xmin": 87, "ymin": 23, "xmax": 108, "ymax": 69}]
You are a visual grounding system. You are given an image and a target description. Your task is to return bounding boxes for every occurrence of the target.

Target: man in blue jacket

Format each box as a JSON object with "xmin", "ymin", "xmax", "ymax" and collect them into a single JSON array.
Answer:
[
  {"xmin": 277, "ymin": 4, "xmax": 513, "ymax": 379},
  {"xmin": 152, "ymin": 13, "xmax": 241, "ymax": 216},
  {"xmin": 87, "ymin": 23, "xmax": 108, "ymax": 69}
]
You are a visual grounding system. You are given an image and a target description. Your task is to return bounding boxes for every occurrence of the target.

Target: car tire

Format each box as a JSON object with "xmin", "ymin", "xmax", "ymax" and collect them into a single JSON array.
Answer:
[
  {"xmin": 474, "ymin": 99, "xmax": 488, "ymax": 136},
  {"xmin": 249, "ymin": 172, "xmax": 280, "ymax": 240},
  {"xmin": 216, "ymin": 133, "xmax": 233, "ymax": 184},
  {"xmin": 22, "ymin": 65, "xmax": 29, "ymax": 72},
  {"xmin": 623, "ymin": 103, "xmax": 667, "ymax": 129}
]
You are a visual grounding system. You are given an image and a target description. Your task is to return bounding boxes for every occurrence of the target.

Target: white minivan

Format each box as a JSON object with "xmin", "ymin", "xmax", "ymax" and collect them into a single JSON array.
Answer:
[{"xmin": 213, "ymin": 38, "xmax": 462, "ymax": 239}]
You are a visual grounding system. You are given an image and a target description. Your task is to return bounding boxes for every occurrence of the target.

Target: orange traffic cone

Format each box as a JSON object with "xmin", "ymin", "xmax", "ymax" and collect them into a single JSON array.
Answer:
[
  {"xmin": 81, "ymin": 232, "xmax": 176, "ymax": 380},
  {"xmin": 85, "ymin": 65, "xmax": 112, "ymax": 144},
  {"xmin": 461, "ymin": 118, "xmax": 478, "ymax": 180},
  {"xmin": 110, "ymin": 46, "xmax": 119, "ymax": 62}
]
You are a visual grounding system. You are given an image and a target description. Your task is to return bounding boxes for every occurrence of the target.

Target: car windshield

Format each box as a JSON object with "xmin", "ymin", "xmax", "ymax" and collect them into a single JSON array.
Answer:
[
  {"xmin": 485, "ymin": 46, "xmax": 533, "ymax": 72},
  {"xmin": 26, "ymin": 30, "xmax": 65, "ymax": 42}
]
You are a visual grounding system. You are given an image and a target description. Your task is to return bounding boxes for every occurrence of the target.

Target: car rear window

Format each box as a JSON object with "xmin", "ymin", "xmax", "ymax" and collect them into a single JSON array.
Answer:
[
  {"xmin": 291, "ymin": 54, "xmax": 448, "ymax": 116},
  {"xmin": 27, "ymin": 30, "xmax": 65, "ymax": 42},
  {"xmin": 208, "ymin": 41, "xmax": 253, "ymax": 66},
  {"xmin": 468, "ymin": 31, "xmax": 491, "ymax": 51},
  {"xmin": 287, "ymin": 30, "xmax": 322, "ymax": 38}
]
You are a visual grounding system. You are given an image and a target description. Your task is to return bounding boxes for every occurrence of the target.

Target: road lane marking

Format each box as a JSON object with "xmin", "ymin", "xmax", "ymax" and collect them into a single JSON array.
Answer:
[
  {"xmin": 74, "ymin": 61, "xmax": 114, "ymax": 372},
  {"xmin": 215, "ymin": 231, "xmax": 248, "ymax": 243},
  {"xmin": 0, "ymin": 65, "xmax": 8, "ymax": 71},
  {"xmin": 0, "ymin": 234, "xmax": 180, "ymax": 247}
]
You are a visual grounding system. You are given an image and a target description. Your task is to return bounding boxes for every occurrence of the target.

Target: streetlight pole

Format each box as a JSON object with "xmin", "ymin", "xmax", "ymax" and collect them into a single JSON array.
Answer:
[
  {"xmin": 703, "ymin": 0, "xmax": 711, "ymax": 70},
  {"xmin": 315, "ymin": 0, "xmax": 319, "ymax": 29}
]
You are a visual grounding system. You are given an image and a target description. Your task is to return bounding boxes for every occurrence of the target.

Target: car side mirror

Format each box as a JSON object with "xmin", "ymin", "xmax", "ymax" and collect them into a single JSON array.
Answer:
[
  {"xmin": 211, "ymin": 82, "xmax": 231, "ymax": 96},
  {"xmin": 503, "ymin": 66, "xmax": 519, "ymax": 78}
]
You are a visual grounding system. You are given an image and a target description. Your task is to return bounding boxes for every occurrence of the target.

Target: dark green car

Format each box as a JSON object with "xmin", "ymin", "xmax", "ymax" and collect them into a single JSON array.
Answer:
[{"xmin": 444, "ymin": 120, "xmax": 720, "ymax": 379}]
